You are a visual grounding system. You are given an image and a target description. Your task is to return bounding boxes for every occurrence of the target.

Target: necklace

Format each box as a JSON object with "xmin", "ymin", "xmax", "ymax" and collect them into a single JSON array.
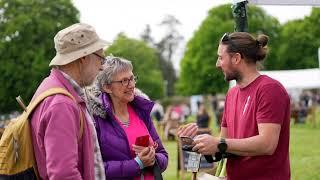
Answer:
[
  {"xmin": 113, "ymin": 105, "xmax": 130, "ymax": 128},
  {"xmin": 115, "ymin": 115, "xmax": 130, "ymax": 128}
]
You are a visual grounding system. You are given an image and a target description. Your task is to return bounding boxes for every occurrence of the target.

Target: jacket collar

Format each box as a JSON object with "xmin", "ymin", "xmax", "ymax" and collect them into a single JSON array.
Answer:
[
  {"xmin": 51, "ymin": 68, "xmax": 84, "ymax": 104},
  {"xmin": 101, "ymin": 92, "xmax": 154, "ymax": 119}
]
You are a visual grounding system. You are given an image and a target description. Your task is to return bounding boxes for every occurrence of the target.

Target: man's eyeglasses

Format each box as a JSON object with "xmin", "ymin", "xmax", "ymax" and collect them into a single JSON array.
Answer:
[
  {"xmin": 93, "ymin": 52, "xmax": 106, "ymax": 65},
  {"xmin": 221, "ymin": 33, "xmax": 236, "ymax": 46},
  {"xmin": 220, "ymin": 33, "xmax": 242, "ymax": 57},
  {"xmin": 221, "ymin": 32, "xmax": 229, "ymax": 42},
  {"xmin": 112, "ymin": 76, "xmax": 138, "ymax": 87}
]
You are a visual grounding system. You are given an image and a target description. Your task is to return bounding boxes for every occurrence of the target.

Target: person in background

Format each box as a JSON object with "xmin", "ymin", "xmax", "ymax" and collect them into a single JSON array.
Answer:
[
  {"xmin": 196, "ymin": 103, "xmax": 210, "ymax": 128},
  {"xmin": 216, "ymin": 99, "xmax": 225, "ymax": 127},
  {"xmin": 178, "ymin": 32, "xmax": 290, "ymax": 180},
  {"xmin": 180, "ymin": 103, "xmax": 191, "ymax": 122},
  {"xmin": 162, "ymin": 105, "xmax": 181, "ymax": 140},
  {"xmin": 151, "ymin": 100, "xmax": 164, "ymax": 122},
  {"xmin": 30, "ymin": 23, "xmax": 109, "ymax": 179},
  {"xmin": 86, "ymin": 56, "xmax": 168, "ymax": 179}
]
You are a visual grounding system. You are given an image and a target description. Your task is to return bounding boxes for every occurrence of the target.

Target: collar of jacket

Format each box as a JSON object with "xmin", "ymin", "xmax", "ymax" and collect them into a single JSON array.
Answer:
[
  {"xmin": 51, "ymin": 68, "xmax": 85, "ymax": 104},
  {"xmin": 101, "ymin": 92, "xmax": 154, "ymax": 120}
]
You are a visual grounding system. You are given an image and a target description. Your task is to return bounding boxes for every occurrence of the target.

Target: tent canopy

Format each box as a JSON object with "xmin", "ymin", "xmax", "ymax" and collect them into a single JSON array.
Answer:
[
  {"xmin": 230, "ymin": 68, "xmax": 320, "ymax": 90},
  {"xmin": 248, "ymin": 0, "xmax": 320, "ymax": 6}
]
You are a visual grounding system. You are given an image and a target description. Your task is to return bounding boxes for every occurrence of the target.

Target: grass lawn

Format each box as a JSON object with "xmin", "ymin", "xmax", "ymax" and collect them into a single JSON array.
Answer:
[
  {"xmin": 290, "ymin": 124, "xmax": 320, "ymax": 180},
  {"xmin": 162, "ymin": 140, "xmax": 180, "ymax": 179},
  {"xmin": 159, "ymin": 111, "xmax": 320, "ymax": 179}
]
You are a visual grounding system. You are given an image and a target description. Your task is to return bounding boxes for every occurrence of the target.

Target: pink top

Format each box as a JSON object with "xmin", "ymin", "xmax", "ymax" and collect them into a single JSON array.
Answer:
[{"xmin": 115, "ymin": 105, "xmax": 154, "ymax": 180}]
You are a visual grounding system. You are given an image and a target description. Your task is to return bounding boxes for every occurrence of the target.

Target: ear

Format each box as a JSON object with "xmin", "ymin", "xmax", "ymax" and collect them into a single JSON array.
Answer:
[
  {"xmin": 231, "ymin": 53, "xmax": 242, "ymax": 65},
  {"xmin": 102, "ymin": 84, "xmax": 112, "ymax": 94},
  {"xmin": 79, "ymin": 56, "xmax": 86, "ymax": 64}
]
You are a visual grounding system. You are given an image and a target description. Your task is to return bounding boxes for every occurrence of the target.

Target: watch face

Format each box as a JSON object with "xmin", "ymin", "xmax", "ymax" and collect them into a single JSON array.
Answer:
[{"xmin": 218, "ymin": 142, "xmax": 227, "ymax": 152}]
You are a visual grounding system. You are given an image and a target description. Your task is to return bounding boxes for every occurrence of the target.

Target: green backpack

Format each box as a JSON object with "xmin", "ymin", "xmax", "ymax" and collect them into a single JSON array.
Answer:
[{"xmin": 0, "ymin": 88, "xmax": 83, "ymax": 179}]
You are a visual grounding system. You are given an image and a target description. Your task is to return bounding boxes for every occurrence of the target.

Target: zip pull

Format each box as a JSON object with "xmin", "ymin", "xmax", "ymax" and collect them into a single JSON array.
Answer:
[{"xmin": 13, "ymin": 137, "xmax": 19, "ymax": 163}]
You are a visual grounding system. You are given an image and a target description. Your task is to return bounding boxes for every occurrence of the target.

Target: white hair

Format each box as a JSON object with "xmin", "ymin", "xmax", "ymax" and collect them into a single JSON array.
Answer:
[
  {"xmin": 96, "ymin": 56, "xmax": 133, "ymax": 91},
  {"xmin": 85, "ymin": 56, "xmax": 150, "ymax": 118}
]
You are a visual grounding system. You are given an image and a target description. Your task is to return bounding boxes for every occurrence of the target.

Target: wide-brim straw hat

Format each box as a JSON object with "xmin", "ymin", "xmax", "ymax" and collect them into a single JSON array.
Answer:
[{"xmin": 49, "ymin": 23, "xmax": 110, "ymax": 66}]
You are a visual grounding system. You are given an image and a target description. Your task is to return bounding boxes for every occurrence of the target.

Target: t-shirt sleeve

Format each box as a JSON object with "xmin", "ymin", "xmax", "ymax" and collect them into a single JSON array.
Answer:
[
  {"xmin": 256, "ymin": 83, "xmax": 289, "ymax": 124},
  {"xmin": 221, "ymin": 93, "xmax": 229, "ymax": 128},
  {"xmin": 221, "ymin": 107, "xmax": 227, "ymax": 127}
]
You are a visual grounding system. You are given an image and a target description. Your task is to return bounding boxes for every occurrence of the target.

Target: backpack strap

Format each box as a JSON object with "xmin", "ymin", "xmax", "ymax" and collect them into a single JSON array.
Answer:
[{"xmin": 26, "ymin": 87, "xmax": 84, "ymax": 141}]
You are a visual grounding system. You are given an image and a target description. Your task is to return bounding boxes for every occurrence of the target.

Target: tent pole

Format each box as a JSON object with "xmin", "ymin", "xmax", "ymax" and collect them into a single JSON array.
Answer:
[{"xmin": 318, "ymin": 47, "xmax": 320, "ymax": 69}]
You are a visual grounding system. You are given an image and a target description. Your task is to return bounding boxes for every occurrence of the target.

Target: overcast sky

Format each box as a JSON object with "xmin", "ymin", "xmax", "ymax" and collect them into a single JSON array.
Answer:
[{"xmin": 72, "ymin": 0, "xmax": 313, "ymax": 69}]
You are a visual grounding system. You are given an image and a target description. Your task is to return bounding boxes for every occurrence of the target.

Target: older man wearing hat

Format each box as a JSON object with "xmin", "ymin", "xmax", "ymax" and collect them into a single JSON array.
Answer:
[{"xmin": 30, "ymin": 23, "xmax": 109, "ymax": 180}]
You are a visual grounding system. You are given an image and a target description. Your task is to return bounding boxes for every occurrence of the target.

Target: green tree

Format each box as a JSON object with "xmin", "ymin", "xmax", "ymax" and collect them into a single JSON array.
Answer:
[
  {"xmin": 106, "ymin": 34, "xmax": 164, "ymax": 100},
  {"xmin": 140, "ymin": 15, "xmax": 182, "ymax": 97},
  {"xmin": 140, "ymin": 24, "xmax": 154, "ymax": 46},
  {"xmin": 276, "ymin": 7, "xmax": 320, "ymax": 70},
  {"xmin": 156, "ymin": 15, "xmax": 182, "ymax": 97},
  {"xmin": 0, "ymin": 0, "xmax": 79, "ymax": 113},
  {"xmin": 177, "ymin": 4, "xmax": 280, "ymax": 95}
]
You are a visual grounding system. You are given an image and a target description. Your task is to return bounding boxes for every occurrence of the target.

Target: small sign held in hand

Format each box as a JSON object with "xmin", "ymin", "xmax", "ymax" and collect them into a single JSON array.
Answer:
[{"xmin": 186, "ymin": 151, "xmax": 201, "ymax": 172}]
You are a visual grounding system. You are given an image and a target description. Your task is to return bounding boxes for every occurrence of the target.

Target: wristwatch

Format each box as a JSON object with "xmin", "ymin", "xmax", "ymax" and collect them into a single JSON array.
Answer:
[{"xmin": 217, "ymin": 138, "xmax": 228, "ymax": 153}]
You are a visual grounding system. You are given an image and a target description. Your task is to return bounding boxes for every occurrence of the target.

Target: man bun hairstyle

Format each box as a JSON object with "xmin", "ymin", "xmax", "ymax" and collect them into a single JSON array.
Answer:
[
  {"xmin": 221, "ymin": 32, "xmax": 269, "ymax": 64},
  {"xmin": 255, "ymin": 34, "xmax": 269, "ymax": 62}
]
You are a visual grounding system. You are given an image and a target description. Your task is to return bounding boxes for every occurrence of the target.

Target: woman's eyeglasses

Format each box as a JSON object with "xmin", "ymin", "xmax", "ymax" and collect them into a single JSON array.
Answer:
[{"xmin": 112, "ymin": 76, "xmax": 138, "ymax": 87}]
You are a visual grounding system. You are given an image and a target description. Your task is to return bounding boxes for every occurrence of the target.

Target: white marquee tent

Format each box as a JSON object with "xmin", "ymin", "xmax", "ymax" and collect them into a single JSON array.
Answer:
[
  {"xmin": 248, "ymin": 0, "xmax": 320, "ymax": 6},
  {"xmin": 230, "ymin": 68, "xmax": 320, "ymax": 102},
  {"xmin": 260, "ymin": 68, "xmax": 320, "ymax": 90}
]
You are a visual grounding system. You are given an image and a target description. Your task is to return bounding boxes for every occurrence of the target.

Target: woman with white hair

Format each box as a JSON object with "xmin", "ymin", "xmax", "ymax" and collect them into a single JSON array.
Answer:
[{"xmin": 86, "ymin": 56, "xmax": 168, "ymax": 179}]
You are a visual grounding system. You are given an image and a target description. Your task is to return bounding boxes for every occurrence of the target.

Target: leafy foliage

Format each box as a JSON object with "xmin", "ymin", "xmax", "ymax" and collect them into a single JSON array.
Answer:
[
  {"xmin": 140, "ymin": 15, "xmax": 183, "ymax": 97},
  {"xmin": 177, "ymin": 4, "xmax": 281, "ymax": 95},
  {"xmin": 106, "ymin": 34, "xmax": 164, "ymax": 100},
  {"xmin": 155, "ymin": 15, "xmax": 183, "ymax": 96},
  {"xmin": 0, "ymin": 0, "xmax": 79, "ymax": 113},
  {"xmin": 276, "ymin": 8, "xmax": 320, "ymax": 70}
]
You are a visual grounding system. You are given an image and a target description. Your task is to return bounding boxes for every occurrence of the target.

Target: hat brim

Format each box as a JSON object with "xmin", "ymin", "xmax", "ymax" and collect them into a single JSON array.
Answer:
[{"xmin": 49, "ymin": 39, "xmax": 111, "ymax": 66}]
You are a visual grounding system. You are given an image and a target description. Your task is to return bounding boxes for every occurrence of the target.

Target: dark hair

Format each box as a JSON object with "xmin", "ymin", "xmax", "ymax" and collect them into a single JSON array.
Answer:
[{"xmin": 220, "ymin": 32, "xmax": 269, "ymax": 64}]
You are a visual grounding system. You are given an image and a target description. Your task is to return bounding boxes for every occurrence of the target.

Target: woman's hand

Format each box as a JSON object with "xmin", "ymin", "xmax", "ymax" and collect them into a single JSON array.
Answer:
[
  {"xmin": 137, "ymin": 147, "xmax": 156, "ymax": 167},
  {"xmin": 132, "ymin": 144, "xmax": 146, "ymax": 154},
  {"xmin": 133, "ymin": 142, "xmax": 158, "ymax": 154}
]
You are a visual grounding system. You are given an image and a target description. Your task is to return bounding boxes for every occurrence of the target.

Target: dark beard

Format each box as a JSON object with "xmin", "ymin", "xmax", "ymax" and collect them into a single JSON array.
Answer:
[{"xmin": 225, "ymin": 70, "xmax": 241, "ymax": 82}]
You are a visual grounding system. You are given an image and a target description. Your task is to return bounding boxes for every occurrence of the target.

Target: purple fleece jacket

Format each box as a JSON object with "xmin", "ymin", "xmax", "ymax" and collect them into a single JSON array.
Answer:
[{"xmin": 93, "ymin": 92, "xmax": 168, "ymax": 179}]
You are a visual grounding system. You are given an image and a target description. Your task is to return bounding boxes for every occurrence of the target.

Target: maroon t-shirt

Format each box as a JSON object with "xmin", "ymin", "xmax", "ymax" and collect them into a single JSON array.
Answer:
[{"xmin": 222, "ymin": 75, "xmax": 290, "ymax": 180}]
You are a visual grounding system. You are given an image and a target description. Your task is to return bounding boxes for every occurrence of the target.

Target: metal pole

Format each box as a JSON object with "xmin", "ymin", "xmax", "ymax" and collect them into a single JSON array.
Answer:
[
  {"xmin": 318, "ymin": 47, "xmax": 320, "ymax": 69},
  {"xmin": 192, "ymin": 172, "xmax": 197, "ymax": 180},
  {"xmin": 164, "ymin": 80, "xmax": 168, "ymax": 97},
  {"xmin": 232, "ymin": 0, "xmax": 249, "ymax": 32}
]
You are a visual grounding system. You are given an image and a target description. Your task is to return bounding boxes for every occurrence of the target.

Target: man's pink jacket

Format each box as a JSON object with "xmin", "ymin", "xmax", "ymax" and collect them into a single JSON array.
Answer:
[{"xmin": 30, "ymin": 69, "xmax": 94, "ymax": 180}]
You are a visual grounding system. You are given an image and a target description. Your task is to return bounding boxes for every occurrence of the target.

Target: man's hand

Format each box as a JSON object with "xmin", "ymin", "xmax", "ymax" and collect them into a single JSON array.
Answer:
[
  {"xmin": 177, "ymin": 123, "xmax": 198, "ymax": 138},
  {"xmin": 192, "ymin": 134, "xmax": 219, "ymax": 155}
]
